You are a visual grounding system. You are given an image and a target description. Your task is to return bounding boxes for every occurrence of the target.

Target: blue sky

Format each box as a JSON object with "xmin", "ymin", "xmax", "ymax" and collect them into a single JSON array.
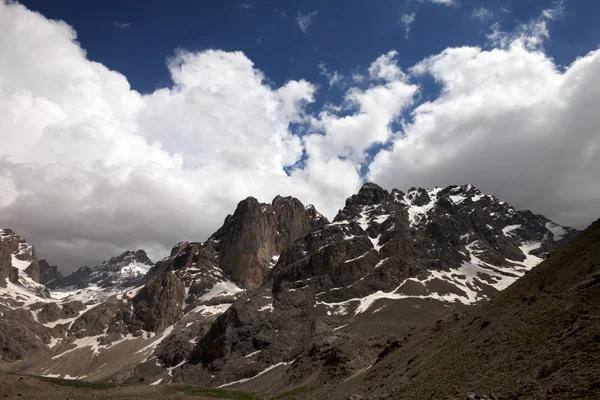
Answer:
[
  {"xmin": 20, "ymin": 0, "xmax": 600, "ymax": 94},
  {"xmin": 2, "ymin": 0, "xmax": 600, "ymax": 269}
]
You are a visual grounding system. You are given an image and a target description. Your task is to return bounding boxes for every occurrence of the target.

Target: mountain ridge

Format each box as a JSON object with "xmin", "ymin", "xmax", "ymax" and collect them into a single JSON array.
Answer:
[{"xmin": 0, "ymin": 183, "xmax": 582, "ymax": 394}]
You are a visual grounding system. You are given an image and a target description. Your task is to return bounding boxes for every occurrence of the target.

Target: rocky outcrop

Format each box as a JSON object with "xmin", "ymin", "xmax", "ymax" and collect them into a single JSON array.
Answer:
[
  {"xmin": 0, "ymin": 308, "xmax": 52, "ymax": 362},
  {"xmin": 70, "ymin": 296, "xmax": 125, "ymax": 338},
  {"xmin": 38, "ymin": 259, "xmax": 67, "ymax": 289},
  {"xmin": 0, "ymin": 229, "xmax": 40, "ymax": 284},
  {"xmin": 33, "ymin": 301, "xmax": 86, "ymax": 325},
  {"xmin": 133, "ymin": 273, "xmax": 186, "ymax": 332},
  {"xmin": 214, "ymin": 196, "xmax": 328, "ymax": 288}
]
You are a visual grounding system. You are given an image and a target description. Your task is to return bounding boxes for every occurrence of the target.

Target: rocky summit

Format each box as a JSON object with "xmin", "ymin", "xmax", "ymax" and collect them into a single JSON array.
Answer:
[{"xmin": 0, "ymin": 183, "xmax": 591, "ymax": 399}]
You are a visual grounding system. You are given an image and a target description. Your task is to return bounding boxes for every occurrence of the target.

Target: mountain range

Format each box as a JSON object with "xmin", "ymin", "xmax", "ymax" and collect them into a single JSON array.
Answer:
[{"xmin": 1, "ymin": 182, "xmax": 595, "ymax": 400}]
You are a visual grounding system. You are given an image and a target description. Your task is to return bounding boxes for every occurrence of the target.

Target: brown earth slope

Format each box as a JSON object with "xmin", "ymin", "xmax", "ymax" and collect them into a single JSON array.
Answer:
[{"xmin": 316, "ymin": 218, "xmax": 600, "ymax": 400}]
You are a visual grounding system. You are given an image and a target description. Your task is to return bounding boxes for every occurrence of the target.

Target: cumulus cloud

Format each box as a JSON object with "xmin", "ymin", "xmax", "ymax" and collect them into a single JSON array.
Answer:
[
  {"xmin": 305, "ymin": 51, "xmax": 418, "ymax": 165},
  {"xmin": 296, "ymin": 10, "xmax": 318, "ymax": 33},
  {"xmin": 0, "ymin": 1, "xmax": 353, "ymax": 270},
  {"xmin": 0, "ymin": 0, "xmax": 598, "ymax": 272},
  {"xmin": 369, "ymin": 39, "xmax": 600, "ymax": 230}
]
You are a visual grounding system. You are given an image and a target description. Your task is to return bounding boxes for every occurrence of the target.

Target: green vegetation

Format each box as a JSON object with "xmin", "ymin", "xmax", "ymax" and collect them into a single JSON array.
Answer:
[
  {"xmin": 184, "ymin": 387, "xmax": 263, "ymax": 400},
  {"xmin": 37, "ymin": 376, "xmax": 118, "ymax": 389}
]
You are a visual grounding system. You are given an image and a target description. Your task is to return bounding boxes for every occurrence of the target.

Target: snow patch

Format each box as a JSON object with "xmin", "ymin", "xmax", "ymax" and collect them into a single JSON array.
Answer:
[
  {"xmin": 218, "ymin": 360, "xmax": 296, "ymax": 388},
  {"xmin": 244, "ymin": 350, "xmax": 262, "ymax": 358},
  {"xmin": 545, "ymin": 222, "xmax": 567, "ymax": 241},
  {"xmin": 502, "ymin": 224, "xmax": 521, "ymax": 236}
]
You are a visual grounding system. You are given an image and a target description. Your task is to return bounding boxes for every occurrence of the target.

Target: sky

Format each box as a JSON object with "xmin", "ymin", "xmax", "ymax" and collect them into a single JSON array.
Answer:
[{"xmin": 1, "ymin": 0, "xmax": 599, "ymax": 272}]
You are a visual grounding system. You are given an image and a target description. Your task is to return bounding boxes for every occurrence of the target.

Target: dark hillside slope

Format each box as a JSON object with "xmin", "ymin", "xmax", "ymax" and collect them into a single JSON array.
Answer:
[{"xmin": 329, "ymin": 218, "xmax": 600, "ymax": 400}]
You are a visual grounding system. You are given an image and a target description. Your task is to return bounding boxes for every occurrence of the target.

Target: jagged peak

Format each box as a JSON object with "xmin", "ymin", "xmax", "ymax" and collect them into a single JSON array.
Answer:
[
  {"xmin": 0, "ymin": 228, "xmax": 17, "ymax": 237},
  {"xmin": 359, "ymin": 182, "xmax": 384, "ymax": 191},
  {"xmin": 271, "ymin": 194, "xmax": 301, "ymax": 206},
  {"xmin": 99, "ymin": 249, "xmax": 152, "ymax": 267}
]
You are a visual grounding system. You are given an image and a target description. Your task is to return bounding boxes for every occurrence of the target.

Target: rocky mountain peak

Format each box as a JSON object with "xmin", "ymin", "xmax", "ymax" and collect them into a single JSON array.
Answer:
[
  {"xmin": 0, "ymin": 229, "xmax": 48, "ymax": 300},
  {"xmin": 351, "ymin": 182, "xmax": 389, "ymax": 206},
  {"xmin": 43, "ymin": 249, "xmax": 154, "ymax": 292},
  {"xmin": 214, "ymin": 195, "xmax": 329, "ymax": 288},
  {"xmin": 0, "ymin": 228, "xmax": 40, "ymax": 284},
  {"xmin": 80, "ymin": 249, "xmax": 154, "ymax": 289},
  {"xmin": 38, "ymin": 259, "xmax": 64, "ymax": 288}
]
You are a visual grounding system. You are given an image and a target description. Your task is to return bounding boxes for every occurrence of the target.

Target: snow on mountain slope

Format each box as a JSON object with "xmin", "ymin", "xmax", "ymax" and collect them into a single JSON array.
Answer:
[
  {"xmin": 240, "ymin": 183, "xmax": 578, "ymax": 321},
  {"xmin": 308, "ymin": 183, "xmax": 575, "ymax": 314}
]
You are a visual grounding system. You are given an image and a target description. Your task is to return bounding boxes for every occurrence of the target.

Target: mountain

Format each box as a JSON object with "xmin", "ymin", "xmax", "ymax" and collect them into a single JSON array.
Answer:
[
  {"xmin": 0, "ymin": 228, "xmax": 48, "ymax": 298},
  {"xmin": 40, "ymin": 250, "xmax": 154, "ymax": 291},
  {"xmin": 0, "ymin": 183, "xmax": 580, "ymax": 393},
  {"xmin": 177, "ymin": 183, "xmax": 577, "ymax": 391},
  {"xmin": 318, "ymin": 217, "xmax": 600, "ymax": 400}
]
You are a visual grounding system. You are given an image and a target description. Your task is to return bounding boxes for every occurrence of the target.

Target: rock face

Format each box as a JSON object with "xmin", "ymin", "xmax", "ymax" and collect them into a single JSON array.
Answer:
[
  {"xmin": 0, "ymin": 229, "xmax": 40, "ymax": 284},
  {"xmin": 133, "ymin": 273, "xmax": 186, "ymax": 332},
  {"xmin": 38, "ymin": 259, "xmax": 67, "ymax": 289},
  {"xmin": 214, "ymin": 196, "xmax": 328, "ymax": 288},
  {"xmin": 0, "ymin": 309, "xmax": 52, "ymax": 362}
]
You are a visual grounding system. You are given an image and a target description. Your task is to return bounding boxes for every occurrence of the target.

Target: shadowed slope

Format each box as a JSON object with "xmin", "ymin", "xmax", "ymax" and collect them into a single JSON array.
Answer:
[{"xmin": 330, "ymin": 218, "xmax": 600, "ymax": 400}]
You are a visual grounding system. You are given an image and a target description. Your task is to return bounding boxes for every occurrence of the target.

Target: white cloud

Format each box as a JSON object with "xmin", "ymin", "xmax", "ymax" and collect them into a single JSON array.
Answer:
[
  {"xmin": 238, "ymin": 3, "xmax": 253, "ymax": 9},
  {"xmin": 351, "ymin": 72, "xmax": 365, "ymax": 83},
  {"xmin": 420, "ymin": 0, "xmax": 457, "ymax": 6},
  {"xmin": 541, "ymin": 0, "xmax": 564, "ymax": 20},
  {"xmin": 368, "ymin": 50, "xmax": 406, "ymax": 82},
  {"xmin": 369, "ymin": 40, "xmax": 600, "ymax": 230},
  {"xmin": 0, "ymin": 1, "xmax": 352, "ymax": 270},
  {"xmin": 400, "ymin": 12, "xmax": 416, "ymax": 39},
  {"xmin": 0, "ymin": 0, "xmax": 598, "ymax": 272},
  {"xmin": 305, "ymin": 52, "xmax": 418, "ymax": 165},
  {"xmin": 318, "ymin": 62, "xmax": 342, "ymax": 87},
  {"xmin": 296, "ymin": 10, "xmax": 318, "ymax": 33},
  {"xmin": 486, "ymin": 1, "xmax": 564, "ymax": 50},
  {"xmin": 471, "ymin": 7, "xmax": 494, "ymax": 21}
]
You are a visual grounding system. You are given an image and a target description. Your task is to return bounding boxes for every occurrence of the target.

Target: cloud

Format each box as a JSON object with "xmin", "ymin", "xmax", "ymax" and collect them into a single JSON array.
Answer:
[
  {"xmin": 400, "ymin": 12, "xmax": 416, "ymax": 39},
  {"xmin": 296, "ymin": 10, "xmax": 318, "ymax": 33},
  {"xmin": 0, "ymin": 1, "xmax": 355, "ymax": 271},
  {"xmin": 471, "ymin": 7, "xmax": 494, "ymax": 21},
  {"xmin": 318, "ymin": 62, "xmax": 342, "ymax": 87},
  {"xmin": 113, "ymin": 21, "xmax": 132, "ymax": 28},
  {"xmin": 541, "ymin": 0, "xmax": 564, "ymax": 20},
  {"xmin": 486, "ymin": 2, "xmax": 563, "ymax": 50},
  {"xmin": 1, "ymin": 0, "xmax": 598, "ymax": 273},
  {"xmin": 368, "ymin": 50, "xmax": 406, "ymax": 82},
  {"xmin": 351, "ymin": 72, "xmax": 365, "ymax": 83},
  {"xmin": 305, "ymin": 51, "xmax": 418, "ymax": 165},
  {"xmin": 419, "ymin": 0, "xmax": 457, "ymax": 6},
  {"xmin": 369, "ymin": 29, "xmax": 600, "ymax": 231},
  {"xmin": 238, "ymin": 3, "xmax": 253, "ymax": 9}
]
